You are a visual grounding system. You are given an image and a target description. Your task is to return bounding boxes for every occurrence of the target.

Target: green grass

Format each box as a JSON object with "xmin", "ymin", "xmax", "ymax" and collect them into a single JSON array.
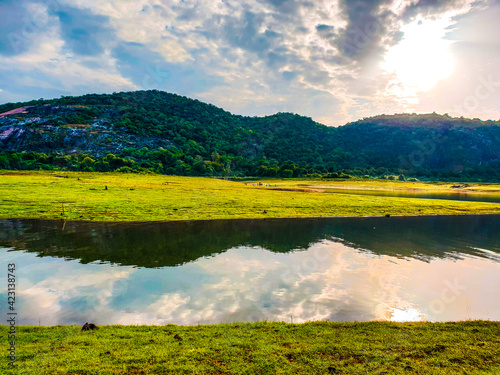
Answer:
[
  {"xmin": 1, "ymin": 171, "xmax": 500, "ymax": 222},
  {"xmin": 2, "ymin": 321, "xmax": 499, "ymax": 374}
]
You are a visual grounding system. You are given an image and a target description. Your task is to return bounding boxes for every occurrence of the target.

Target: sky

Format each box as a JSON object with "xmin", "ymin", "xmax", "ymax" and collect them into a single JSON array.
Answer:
[{"xmin": 0, "ymin": 0, "xmax": 499, "ymax": 126}]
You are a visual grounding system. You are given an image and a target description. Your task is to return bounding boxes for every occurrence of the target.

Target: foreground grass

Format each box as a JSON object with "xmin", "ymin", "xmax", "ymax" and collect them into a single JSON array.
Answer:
[
  {"xmin": 1, "ymin": 321, "xmax": 499, "ymax": 374},
  {"xmin": 1, "ymin": 171, "xmax": 500, "ymax": 221}
]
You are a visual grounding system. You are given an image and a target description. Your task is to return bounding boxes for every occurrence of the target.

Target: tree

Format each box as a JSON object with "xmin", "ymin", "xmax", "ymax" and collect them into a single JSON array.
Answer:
[{"xmin": 82, "ymin": 157, "xmax": 95, "ymax": 167}]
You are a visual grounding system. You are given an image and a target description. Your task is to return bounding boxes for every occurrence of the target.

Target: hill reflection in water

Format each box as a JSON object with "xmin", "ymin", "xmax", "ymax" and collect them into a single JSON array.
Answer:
[{"xmin": 1, "ymin": 215, "xmax": 500, "ymax": 267}]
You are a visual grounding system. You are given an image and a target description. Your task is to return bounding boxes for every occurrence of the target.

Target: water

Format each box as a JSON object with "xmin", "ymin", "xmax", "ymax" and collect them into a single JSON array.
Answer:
[
  {"xmin": 1, "ymin": 216, "xmax": 499, "ymax": 325},
  {"xmin": 323, "ymin": 188, "xmax": 500, "ymax": 203}
]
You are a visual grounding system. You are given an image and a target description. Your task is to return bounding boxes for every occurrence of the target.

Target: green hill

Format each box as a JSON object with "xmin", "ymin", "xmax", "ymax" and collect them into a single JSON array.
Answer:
[{"xmin": 1, "ymin": 90, "xmax": 499, "ymax": 181}]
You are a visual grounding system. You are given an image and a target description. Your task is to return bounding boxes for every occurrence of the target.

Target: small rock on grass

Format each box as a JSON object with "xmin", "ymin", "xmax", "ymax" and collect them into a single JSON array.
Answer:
[{"xmin": 82, "ymin": 322, "xmax": 98, "ymax": 331}]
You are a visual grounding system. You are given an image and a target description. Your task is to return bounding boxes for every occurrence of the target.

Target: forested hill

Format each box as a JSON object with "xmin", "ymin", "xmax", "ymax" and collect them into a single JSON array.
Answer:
[{"xmin": 1, "ymin": 90, "xmax": 499, "ymax": 181}]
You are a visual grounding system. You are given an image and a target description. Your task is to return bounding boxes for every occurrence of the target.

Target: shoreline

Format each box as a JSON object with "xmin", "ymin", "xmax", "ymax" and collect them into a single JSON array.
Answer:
[
  {"xmin": 5, "ymin": 319, "xmax": 500, "ymax": 327},
  {"xmin": 2, "ymin": 211, "xmax": 500, "ymax": 225}
]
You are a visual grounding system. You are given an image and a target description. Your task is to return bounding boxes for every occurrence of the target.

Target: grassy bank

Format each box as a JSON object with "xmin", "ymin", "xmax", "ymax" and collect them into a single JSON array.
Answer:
[
  {"xmin": 1, "ymin": 321, "xmax": 499, "ymax": 374},
  {"xmin": 1, "ymin": 171, "xmax": 500, "ymax": 222}
]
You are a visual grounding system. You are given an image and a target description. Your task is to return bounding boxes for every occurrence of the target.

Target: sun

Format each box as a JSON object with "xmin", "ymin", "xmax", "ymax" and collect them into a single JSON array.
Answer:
[{"xmin": 382, "ymin": 17, "xmax": 455, "ymax": 101}]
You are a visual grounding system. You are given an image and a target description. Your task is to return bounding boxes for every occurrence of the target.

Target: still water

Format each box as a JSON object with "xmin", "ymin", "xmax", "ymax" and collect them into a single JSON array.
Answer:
[
  {"xmin": 1, "ymin": 216, "xmax": 499, "ymax": 325},
  {"xmin": 324, "ymin": 188, "xmax": 500, "ymax": 203}
]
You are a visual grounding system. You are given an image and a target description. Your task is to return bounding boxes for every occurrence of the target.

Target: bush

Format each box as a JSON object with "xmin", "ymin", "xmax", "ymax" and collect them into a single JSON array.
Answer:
[
  {"xmin": 82, "ymin": 157, "xmax": 95, "ymax": 166},
  {"xmin": 323, "ymin": 172, "xmax": 339, "ymax": 179},
  {"xmin": 115, "ymin": 166, "xmax": 135, "ymax": 173}
]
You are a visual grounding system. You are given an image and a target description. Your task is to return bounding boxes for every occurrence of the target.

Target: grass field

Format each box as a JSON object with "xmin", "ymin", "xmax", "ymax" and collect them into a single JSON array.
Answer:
[
  {"xmin": 1, "ymin": 171, "xmax": 500, "ymax": 222},
  {"xmin": 2, "ymin": 321, "xmax": 499, "ymax": 374}
]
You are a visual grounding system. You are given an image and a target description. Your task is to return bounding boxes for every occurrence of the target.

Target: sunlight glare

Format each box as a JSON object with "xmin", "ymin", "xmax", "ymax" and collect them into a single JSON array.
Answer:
[
  {"xmin": 382, "ymin": 18, "xmax": 455, "ymax": 99},
  {"xmin": 391, "ymin": 308, "xmax": 425, "ymax": 323}
]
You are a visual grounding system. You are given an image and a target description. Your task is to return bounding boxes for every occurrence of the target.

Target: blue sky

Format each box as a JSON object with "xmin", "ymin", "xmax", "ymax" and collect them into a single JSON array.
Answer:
[{"xmin": 0, "ymin": 0, "xmax": 499, "ymax": 125}]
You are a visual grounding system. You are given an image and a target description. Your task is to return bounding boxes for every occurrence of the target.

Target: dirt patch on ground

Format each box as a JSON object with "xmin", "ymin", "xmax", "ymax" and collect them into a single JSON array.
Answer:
[{"xmin": 269, "ymin": 188, "xmax": 326, "ymax": 193}]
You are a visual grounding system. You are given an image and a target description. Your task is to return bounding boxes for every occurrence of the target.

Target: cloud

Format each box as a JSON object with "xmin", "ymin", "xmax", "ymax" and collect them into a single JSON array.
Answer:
[
  {"xmin": 316, "ymin": 24, "xmax": 334, "ymax": 32},
  {"xmin": 223, "ymin": 11, "xmax": 277, "ymax": 54},
  {"xmin": 198, "ymin": 10, "xmax": 291, "ymax": 70},
  {"xmin": 0, "ymin": 38, "xmax": 135, "ymax": 104},
  {"xmin": 112, "ymin": 41, "xmax": 223, "ymax": 94},
  {"xmin": 0, "ymin": 1, "xmax": 28, "ymax": 56},
  {"xmin": 0, "ymin": 0, "xmax": 58, "ymax": 56},
  {"xmin": 402, "ymin": 0, "xmax": 480, "ymax": 20},
  {"xmin": 334, "ymin": 0, "xmax": 398, "ymax": 61},
  {"xmin": 51, "ymin": 5, "xmax": 114, "ymax": 56},
  {"xmin": 257, "ymin": 0, "xmax": 314, "ymax": 16}
]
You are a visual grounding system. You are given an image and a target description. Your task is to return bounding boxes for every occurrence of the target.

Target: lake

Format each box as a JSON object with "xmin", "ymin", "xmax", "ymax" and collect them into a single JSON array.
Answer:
[{"xmin": 1, "ymin": 215, "xmax": 499, "ymax": 325}]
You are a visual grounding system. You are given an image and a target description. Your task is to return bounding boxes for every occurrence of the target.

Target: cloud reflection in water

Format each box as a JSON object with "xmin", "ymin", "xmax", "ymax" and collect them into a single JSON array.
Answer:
[{"xmin": 2, "ymin": 235, "xmax": 498, "ymax": 326}]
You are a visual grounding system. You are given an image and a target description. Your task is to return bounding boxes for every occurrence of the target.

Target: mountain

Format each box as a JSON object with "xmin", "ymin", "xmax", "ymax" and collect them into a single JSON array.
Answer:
[{"xmin": 1, "ymin": 90, "xmax": 500, "ymax": 181}]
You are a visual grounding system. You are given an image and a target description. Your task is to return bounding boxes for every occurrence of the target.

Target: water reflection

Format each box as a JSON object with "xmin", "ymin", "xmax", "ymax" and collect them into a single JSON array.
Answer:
[
  {"xmin": 2, "ymin": 215, "xmax": 500, "ymax": 266},
  {"xmin": 0, "ymin": 216, "xmax": 499, "ymax": 325}
]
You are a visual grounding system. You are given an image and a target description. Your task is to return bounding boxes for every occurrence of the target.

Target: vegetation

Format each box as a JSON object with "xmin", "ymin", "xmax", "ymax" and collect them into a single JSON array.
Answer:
[
  {"xmin": 1, "ymin": 321, "xmax": 499, "ymax": 374},
  {"xmin": 1, "ymin": 90, "xmax": 500, "ymax": 181},
  {"xmin": 1, "ymin": 171, "xmax": 500, "ymax": 222}
]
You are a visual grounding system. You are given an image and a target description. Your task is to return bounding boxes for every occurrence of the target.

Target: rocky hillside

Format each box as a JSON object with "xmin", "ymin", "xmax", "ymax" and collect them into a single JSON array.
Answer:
[{"xmin": 0, "ymin": 104, "xmax": 172, "ymax": 156}]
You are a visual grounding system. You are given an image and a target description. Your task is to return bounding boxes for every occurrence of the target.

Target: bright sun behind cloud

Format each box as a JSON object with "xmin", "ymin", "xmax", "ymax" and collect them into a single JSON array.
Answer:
[{"xmin": 382, "ymin": 17, "xmax": 455, "ymax": 104}]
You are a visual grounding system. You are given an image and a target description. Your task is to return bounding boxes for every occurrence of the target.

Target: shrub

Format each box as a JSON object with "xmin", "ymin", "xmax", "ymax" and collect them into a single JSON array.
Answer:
[{"xmin": 115, "ymin": 166, "xmax": 135, "ymax": 173}]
